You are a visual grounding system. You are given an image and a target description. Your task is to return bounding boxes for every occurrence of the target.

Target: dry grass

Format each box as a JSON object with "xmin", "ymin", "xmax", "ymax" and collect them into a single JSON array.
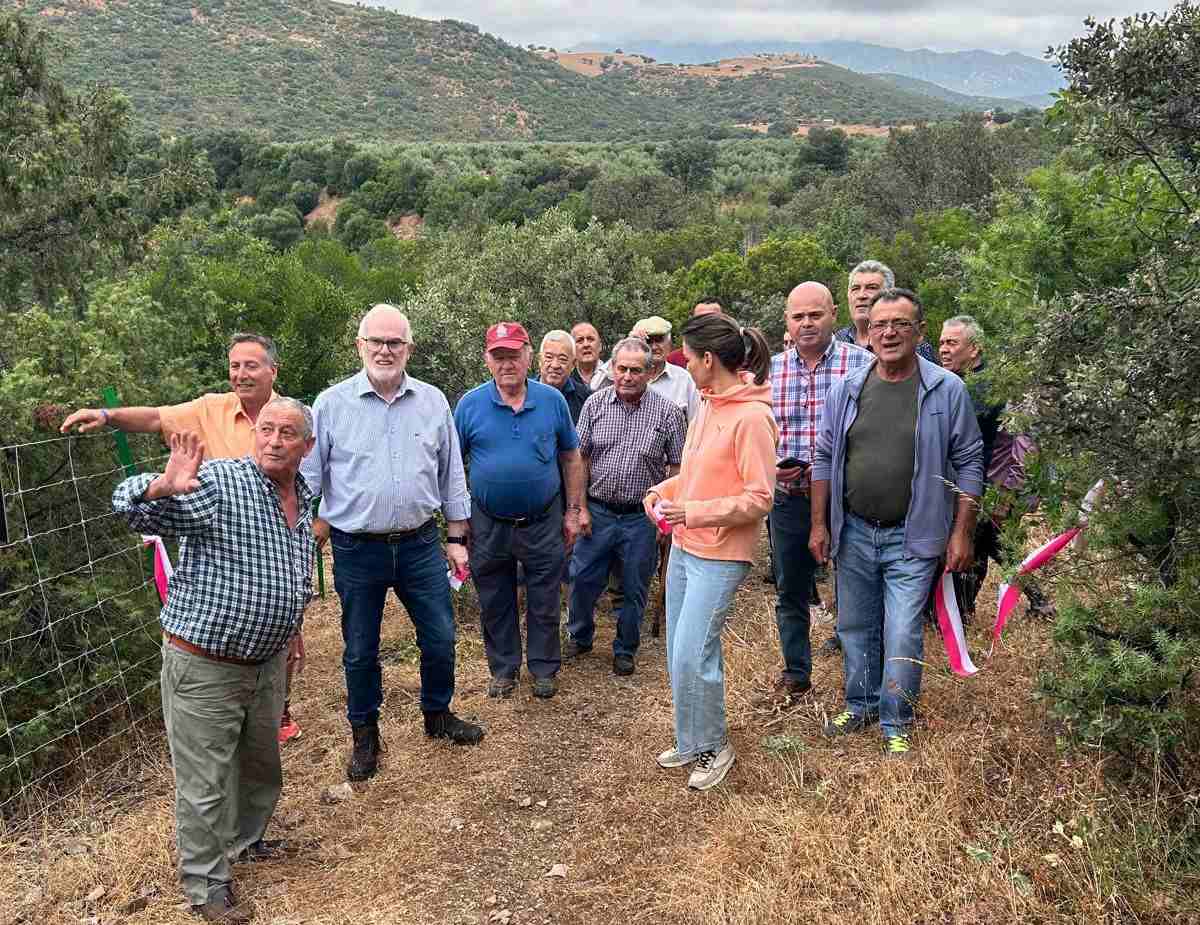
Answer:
[{"xmin": 2, "ymin": 538, "xmax": 1198, "ymax": 924}]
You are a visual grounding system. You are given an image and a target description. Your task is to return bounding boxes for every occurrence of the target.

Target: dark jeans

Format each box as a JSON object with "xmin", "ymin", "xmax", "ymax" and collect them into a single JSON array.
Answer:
[
  {"xmin": 330, "ymin": 521, "xmax": 456, "ymax": 726},
  {"xmin": 471, "ymin": 498, "xmax": 565, "ymax": 680},
  {"xmin": 769, "ymin": 490, "xmax": 818, "ymax": 685},
  {"xmin": 567, "ymin": 504, "xmax": 659, "ymax": 657}
]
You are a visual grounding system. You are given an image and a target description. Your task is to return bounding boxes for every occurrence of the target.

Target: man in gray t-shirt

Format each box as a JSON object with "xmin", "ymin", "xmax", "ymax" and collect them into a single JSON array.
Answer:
[{"xmin": 843, "ymin": 371, "xmax": 918, "ymax": 527}]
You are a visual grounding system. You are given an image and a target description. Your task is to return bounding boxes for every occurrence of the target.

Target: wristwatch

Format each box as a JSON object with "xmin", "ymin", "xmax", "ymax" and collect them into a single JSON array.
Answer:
[{"xmin": 446, "ymin": 536, "xmax": 467, "ymax": 546}]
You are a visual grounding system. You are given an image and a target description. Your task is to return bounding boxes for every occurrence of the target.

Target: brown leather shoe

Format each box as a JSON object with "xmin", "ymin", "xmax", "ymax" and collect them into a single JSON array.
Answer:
[
  {"xmin": 191, "ymin": 887, "xmax": 253, "ymax": 923},
  {"xmin": 755, "ymin": 677, "xmax": 812, "ymax": 707}
]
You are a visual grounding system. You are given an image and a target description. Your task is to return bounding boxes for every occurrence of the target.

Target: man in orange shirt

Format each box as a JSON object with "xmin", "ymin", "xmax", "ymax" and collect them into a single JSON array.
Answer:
[{"xmin": 60, "ymin": 333, "xmax": 304, "ymax": 745}]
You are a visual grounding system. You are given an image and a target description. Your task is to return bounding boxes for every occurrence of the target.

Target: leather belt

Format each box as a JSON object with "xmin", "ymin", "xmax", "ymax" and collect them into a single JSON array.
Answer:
[
  {"xmin": 477, "ymin": 495, "xmax": 557, "ymax": 527},
  {"xmin": 848, "ymin": 510, "xmax": 905, "ymax": 529},
  {"xmin": 588, "ymin": 496, "xmax": 643, "ymax": 515},
  {"xmin": 342, "ymin": 519, "xmax": 434, "ymax": 544},
  {"xmin": 165, "ymin": 633, "xmax": 268, "ymax": 667}
]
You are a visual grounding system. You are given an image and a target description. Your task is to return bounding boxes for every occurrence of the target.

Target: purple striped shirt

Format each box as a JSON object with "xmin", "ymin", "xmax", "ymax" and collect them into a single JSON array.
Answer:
[{"xmin": 770, "ymin": 340, "xmax": 872, "ymax": 464}]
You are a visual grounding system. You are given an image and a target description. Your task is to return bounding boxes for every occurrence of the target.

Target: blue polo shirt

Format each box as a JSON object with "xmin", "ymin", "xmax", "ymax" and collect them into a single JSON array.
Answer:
[{"xmin": 454, "ymin": 379, "xmax": 579, "ymax": 518}]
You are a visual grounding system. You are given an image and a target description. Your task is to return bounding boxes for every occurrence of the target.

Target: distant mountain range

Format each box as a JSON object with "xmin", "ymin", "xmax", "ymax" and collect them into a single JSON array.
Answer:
[
  {"xmin": 570, "ymin": 39, "xmax": 1064, "ymax": 104},
  {"xmin": 7, "ymin": 0, "xmax": 1012, "ymax": 142}
]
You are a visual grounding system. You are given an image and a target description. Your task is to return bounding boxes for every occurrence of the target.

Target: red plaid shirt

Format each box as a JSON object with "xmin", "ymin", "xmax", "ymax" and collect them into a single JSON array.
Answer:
[{"xmin": 770, "ymin": 340, "xmax": 872, "ymax": 464}]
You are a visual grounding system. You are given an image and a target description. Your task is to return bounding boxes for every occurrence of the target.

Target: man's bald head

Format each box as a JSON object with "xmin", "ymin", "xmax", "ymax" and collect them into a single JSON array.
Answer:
[
  {"xmin": 786, "ymin": 282, "xmax": 835, "ymax": 313},
  {"xmin": 784, "ymin": 282, "xmax": 837, "ymax": 358}
]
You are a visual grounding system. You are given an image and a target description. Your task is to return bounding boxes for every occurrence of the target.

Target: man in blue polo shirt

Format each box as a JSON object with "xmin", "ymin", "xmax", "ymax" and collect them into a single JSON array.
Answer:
[{"xmin": 455, "ymin": 322, "xmax": 585, "ymax": 700}]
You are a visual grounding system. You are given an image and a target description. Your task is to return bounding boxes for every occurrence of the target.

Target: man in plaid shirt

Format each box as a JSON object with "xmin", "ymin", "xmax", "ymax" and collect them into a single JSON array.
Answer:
[
  {"xmin": 763, "ymin": 283, "xmax": 871, "ymax": 705},
  {"xmin": 112, "ymin": 397, "xmax": 314, "ymax": 924},
  {"xmin": 565, "ymin": 337, "xmax": 686, "ymax": 676}
]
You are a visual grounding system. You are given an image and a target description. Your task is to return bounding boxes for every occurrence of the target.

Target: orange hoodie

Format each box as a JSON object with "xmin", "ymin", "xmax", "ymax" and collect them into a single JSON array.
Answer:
[{"xmin": 650, "ymin": 380, "xmax": 779, "ymax": 563}]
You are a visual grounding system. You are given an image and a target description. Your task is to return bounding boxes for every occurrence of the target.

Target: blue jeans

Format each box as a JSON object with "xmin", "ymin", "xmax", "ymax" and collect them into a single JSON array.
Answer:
[
  {"xmin": 330, "ymin": 522, "xmax": 456, "ymax": 725},
  {"xmin": 835, "ymin": 514, "xmax": 940, "ymax": 737},
  {"xmin": 769, "ymin": 490, "xmax": 818, "ymax": 685},
  {"xmin": 665, "ymin": 546, "xmax": 750, "ymax": 759},
  {"xmin": 567, "ymin": 505, "xmax": 659, "ymax": 657}
]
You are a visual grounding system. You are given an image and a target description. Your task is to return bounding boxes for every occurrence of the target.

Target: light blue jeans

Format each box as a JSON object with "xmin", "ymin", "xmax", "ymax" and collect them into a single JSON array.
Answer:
[
  {"xmin": 835, "ymin": 513, "xmax": 941, "ymax": 738},
  {"xmin": 665, "ymin": 545, "xmax": 751, "ymax": 759}
]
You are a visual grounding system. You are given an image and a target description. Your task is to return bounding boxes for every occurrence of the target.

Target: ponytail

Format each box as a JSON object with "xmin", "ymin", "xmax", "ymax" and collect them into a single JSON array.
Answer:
[{"xmin": 681, "ymin": 313, "xmax": 771, "ymax": 383}]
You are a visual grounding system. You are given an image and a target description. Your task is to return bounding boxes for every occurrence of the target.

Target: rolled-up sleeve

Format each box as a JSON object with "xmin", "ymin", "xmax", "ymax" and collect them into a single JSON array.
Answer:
[
  {"xmin": 439, "ymin": 404, "xmax": 471, "ymax": 522},
  {"xmin": 112, "ymin": 469, "xmax": 220, "ymax": 537}
]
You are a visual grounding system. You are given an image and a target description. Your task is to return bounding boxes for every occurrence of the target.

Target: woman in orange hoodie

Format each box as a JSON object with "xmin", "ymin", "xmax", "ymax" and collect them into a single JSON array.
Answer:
[{"xmin": 642, "ymin": 313, "xmax": 779, "ymax": 791}]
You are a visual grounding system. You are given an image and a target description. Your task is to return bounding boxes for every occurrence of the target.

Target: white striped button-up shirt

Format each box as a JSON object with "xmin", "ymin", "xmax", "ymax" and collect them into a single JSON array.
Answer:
[{"xmin": 301, "ymin": 370, "xmax": 470, "ymax": 532}]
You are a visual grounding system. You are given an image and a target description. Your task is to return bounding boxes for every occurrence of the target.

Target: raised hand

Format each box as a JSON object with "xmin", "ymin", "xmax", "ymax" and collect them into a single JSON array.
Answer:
[{"xmin": 146, "ymin": 433, "xmax": 205, "ymax": 499}]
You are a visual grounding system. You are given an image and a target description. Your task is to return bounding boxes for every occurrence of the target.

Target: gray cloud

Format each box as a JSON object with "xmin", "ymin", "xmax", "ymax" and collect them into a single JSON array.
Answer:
[{"xmin": 362, "ymin": 0, "xmax": 1156, "ymax": 56}]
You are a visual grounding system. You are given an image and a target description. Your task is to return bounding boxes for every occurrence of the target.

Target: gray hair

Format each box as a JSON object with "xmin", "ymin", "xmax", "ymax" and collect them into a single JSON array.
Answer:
[
  {"xmin": 944, "ymin": 314, "xmax": 984, "ymax": 349},
  {"xmin": 539, "ymin": 330, "xmax": 575, "ymax": 356},
  {"xmin": 611, "ymin": 336, "xmax": 652, "ymax": 367},
  {"xmin": 262, "ymin": 397, "xmax": 313, "ymax": 439},
  {"xmin": 849, "ymin": 260, "xmax": 895, "ymax": 289},
  {"xmin": 228, "ymin": 332, "xmax": 278, "ymax": 367},
  {"xmin": 357, "ymin": 303, "xmax": 411, "ymax": 339}
]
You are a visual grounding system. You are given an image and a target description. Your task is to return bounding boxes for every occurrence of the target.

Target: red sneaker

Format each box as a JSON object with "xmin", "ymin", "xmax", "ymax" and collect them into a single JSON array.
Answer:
[{"xmin": 278, "ymin": 710, "xmax": 302, "ymax": 746}]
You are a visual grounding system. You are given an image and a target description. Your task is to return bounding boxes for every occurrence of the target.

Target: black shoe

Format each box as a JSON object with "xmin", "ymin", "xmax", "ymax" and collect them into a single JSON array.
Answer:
[
  {"xmin": 562, "ymin": 638, "xmax": 593, "ymax": 659},
  {"xmin": 613, "ymin": 654, "xmax": 635, "ymax": 676},
  {"xmin": 531, "ymin": 676, "xmax": 557, "ymax": 698},
  {"xmin": 816, "ymin": 635, "xmax": 842, "ymax": 656},
  {"xmin": 424, "ymin": 710, "xmax": 484, "ymax": 745},
  {"xmin": 761, "ymin": 571, "xmax": 777, "ymax": 586},
  {"xmin": 347, "ymin": 723, "xmax": 382, "ymax": 782},
  {"xmin": 822, "ymin": 709, "xmax": 878, "ymax": 738},
  {"xmin": 487, "ymin": 676, "xmax": 517, "ymax": 698},
  {"xmin": 192, "ymin": 887, "xmax": 252, "ymax": 923}
]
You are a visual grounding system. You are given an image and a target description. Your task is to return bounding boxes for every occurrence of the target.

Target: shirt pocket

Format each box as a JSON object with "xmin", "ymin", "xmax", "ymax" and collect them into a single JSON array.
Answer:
[
  {"xmin": 639, "ymin": 425, "xmax": 670, "ymax": 464},
  {"xmin": 534, "ymin": 431, "xmax": 556, "ymax": 464}
]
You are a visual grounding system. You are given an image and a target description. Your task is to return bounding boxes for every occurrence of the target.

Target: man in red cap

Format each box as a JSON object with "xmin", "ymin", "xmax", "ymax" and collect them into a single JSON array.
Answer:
[{"xmin": 454, "ymin": 322, "xmax": 585, "ymax": 699}]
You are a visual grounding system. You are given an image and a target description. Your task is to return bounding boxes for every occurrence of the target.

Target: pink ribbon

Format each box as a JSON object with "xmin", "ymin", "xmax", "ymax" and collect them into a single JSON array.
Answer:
[
  {"xmin": 934, "ymin": 480, "xmax": 1104, "ymax": 675},
  {"xmin": 141, "ymin": 535, "xmax": 174, "ymax": 604}
]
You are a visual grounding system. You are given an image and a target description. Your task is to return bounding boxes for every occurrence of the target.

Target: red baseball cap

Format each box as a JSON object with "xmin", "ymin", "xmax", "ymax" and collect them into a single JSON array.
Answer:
[{"xmin": 485, "ymin": 321, "xmax": 530, "ymax": 351}]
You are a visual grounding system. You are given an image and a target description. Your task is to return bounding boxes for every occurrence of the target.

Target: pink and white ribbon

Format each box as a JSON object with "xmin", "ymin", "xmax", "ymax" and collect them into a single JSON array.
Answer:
[
  {"xmin": 933, "ymin": 479, "xmax": 1104, "ymax": 676},
  {"xmin": 141, "ymin": 535, "xmax": 174, "ymax": 604}
]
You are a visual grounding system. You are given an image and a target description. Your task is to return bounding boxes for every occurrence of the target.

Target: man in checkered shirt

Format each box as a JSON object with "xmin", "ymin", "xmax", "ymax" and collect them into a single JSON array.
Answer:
[
  {"xmin": 565, "ymin": 336, "xmax": 687, "ymax": 676},
  {"xmin": 112, "ymin": 397, "xmax": 315, "ymax": 924},
  {"xmin": 763, "ymin": 283, "xmax": 871, "ymax": 706}
]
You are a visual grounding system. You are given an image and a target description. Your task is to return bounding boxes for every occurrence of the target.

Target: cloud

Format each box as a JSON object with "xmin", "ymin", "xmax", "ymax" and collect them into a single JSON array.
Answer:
[{"xmin": 361, "ymin": 0, "xmax": 1153, "ymax": 56}]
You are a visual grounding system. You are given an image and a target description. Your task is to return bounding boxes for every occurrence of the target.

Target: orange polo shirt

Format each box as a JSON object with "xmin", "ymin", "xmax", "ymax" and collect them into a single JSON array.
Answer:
[{"xmin": 158, "ymin": 391, "xmax": 279, "ymax": 460}]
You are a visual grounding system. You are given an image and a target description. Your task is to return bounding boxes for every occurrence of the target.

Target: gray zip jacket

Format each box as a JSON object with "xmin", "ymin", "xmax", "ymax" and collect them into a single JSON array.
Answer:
[{"xmin": 811, "ymin": 356, "xmax": 984, "ymax": 560}]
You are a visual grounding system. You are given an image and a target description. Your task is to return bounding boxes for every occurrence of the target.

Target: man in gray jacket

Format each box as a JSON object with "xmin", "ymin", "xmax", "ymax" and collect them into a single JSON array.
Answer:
[{"xmin": 809, "ymin": 288, "xmax": 983, "ymax": 757}]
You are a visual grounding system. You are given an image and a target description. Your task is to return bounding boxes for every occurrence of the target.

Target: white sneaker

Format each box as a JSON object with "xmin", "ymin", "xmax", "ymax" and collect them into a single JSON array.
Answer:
[
  {"xmin": 687, "ymin": 744, "xmax": 736, "ymax": 791},
  {"xmin": 656, "ymin": 747, "xmax": 692, "ymax": 769}
]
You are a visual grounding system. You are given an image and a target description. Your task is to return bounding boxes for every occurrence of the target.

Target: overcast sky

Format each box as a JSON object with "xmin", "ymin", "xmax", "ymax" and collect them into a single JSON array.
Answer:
[{"xmin": 362, "ymin": 0, "xmax": 1157, "ymax": 57}]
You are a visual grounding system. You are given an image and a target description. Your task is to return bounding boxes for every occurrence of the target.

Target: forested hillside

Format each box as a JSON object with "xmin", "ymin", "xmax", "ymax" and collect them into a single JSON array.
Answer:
[{"xmin": 9, "ymin": 0, "xmax": 978, "ymax": 140}]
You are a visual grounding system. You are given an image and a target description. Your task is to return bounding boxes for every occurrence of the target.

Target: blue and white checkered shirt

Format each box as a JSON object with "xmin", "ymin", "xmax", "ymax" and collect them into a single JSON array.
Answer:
[{"xmin": 113, "ymin": 458, "xmax": 315, "ymax": 662}]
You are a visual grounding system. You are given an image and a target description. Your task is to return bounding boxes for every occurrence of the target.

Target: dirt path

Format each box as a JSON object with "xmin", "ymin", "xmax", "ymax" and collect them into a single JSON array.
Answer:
[{"xmin": 0, "ymin": 542, "xmax": 1185, "ymax": 924}]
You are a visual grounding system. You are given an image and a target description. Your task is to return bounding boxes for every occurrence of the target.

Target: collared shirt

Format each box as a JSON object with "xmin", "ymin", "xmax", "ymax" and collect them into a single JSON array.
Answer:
[
  {"xmin": 300, "ymin": 370, "xmax": 470, "ymax": 532},
  {"xmin": 770, "ymin": 340, "xmax": 872, "ymax": 464},
  {"xmin": 578, "ymin": 388, "xmax": 686, "ymax": 506},
  {"xmin": 835, "ymin": 325, "xmax": 939, "ymax": 364},
  {"xmin": 534, "ymin": 374, "xmax": 591, "ymax": 425},
  {"xmin": 159, "ymin": 390, "xmax": 280, "ymax": 460},
  {"xmin": 592, "ymin": 361, "xmax": 701, "ymax": 422},
  {"xmin": 113, "ymin": 459, "xmax": 314, "ymax": 662},
  {"xmin": 454, "ymin": 379, "xmax": 580, "ymax": 518}
]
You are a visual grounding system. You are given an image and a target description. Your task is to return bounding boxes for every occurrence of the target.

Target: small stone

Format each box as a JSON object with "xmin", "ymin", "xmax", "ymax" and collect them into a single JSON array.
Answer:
[
  {"xmin": 63, "ymin": 838, "xmax": 91, "ymax": 856},
  {"xmin": 517, "ymin": 797, "xmax": 532, "ymax": 808},
  {"xmin": 320, "ymin": 783, "xmax": 354, "ymax": 805},
  {"xmin": 545, "ymin": 864, "xmax": 568, "ymax": 879},
  {"xmin": 333, "ymin": 845, "xmax": 353, "ymax": 860},
  {"xmin": 450, "ymin": 817, "xmax": 465, "ymax": 830},
  {"xmin": 535, "ymin": 800, "xmax": 548, "ymax": 808},
  {"xmin": 21, "ymin": 886, "xmax": 44, "ymax": 906},
  {"xmin": 484, "ymin": 894, "xmax": 498, "ymax": 906},
  {"xmin": 85, "ymin": 885, "xmax": 106, "ymax": 903},
  {"xmin": 531, "ymin": 819, "xmax": 553, "ymax": 833}
]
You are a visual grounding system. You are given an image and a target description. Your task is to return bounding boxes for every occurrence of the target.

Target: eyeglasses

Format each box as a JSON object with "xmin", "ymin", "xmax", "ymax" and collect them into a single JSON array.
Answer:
[
  {"xmin": 362, "ymin": 337, "xmax": 410, "ymax": 352},
  {"xmin": 643, "ymin": 333, "xmax": 668, "ymax": 344},
  {"xmin": 868, "ymin": 319, "xmax": 918, "ymax": 333}
]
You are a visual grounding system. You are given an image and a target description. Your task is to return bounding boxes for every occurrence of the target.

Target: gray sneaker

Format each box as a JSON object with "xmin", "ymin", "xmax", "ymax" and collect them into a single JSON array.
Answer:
[
  {"xmin": 531, "ymin": 676, "xmax": 557, "ymax": 699},
  {"xmin": 687, "ymin": 744, "xmax": 736, "ymax": 791},
  {"xmin": 656, "ymin": 747, "xmax": 692, "ymax": 769},
  {"xmin": 487, "ymin": 676, "xmax": 517, "ymax": 699}
]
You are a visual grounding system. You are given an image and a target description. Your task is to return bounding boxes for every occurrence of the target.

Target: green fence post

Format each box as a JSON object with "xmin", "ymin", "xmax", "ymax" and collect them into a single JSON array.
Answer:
[{"xmin": 101, "ymin": 386, "xmax": 154, "ymax": 573}]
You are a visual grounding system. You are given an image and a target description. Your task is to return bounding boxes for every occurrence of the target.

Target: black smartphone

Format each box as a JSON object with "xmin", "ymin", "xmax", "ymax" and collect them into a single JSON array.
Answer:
[{"xmin": 777, "ymin": 456, "xmax": 808, "ymax": 469}]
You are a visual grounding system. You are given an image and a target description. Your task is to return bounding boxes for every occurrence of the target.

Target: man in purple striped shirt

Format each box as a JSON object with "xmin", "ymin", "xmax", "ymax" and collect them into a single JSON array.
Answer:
[{"xmin": 761, "ymin": 282, "xmax": 871, "ymax": 705}]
